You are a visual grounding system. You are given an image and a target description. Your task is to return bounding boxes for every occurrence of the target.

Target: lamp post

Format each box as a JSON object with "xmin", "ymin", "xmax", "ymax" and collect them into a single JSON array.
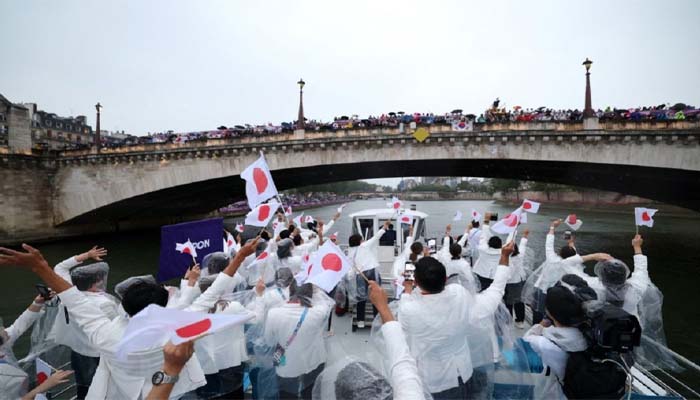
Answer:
[
  {"xmin": 296, "ymin": 78, "xmax": 305, "ymax": 130},
  {"xmin": 95, "ymin": 102, "xmax": 102, "ymax": 153},
  {"xmin": 582, "ymin": 58, "xmax": 594, "ymax": 118}
]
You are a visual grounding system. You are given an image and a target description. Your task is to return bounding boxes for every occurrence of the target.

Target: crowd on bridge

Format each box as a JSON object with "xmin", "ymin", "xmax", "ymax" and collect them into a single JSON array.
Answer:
[{"xmin": 82, "ymin": 101, "xmax": 700, "ymax": 151}]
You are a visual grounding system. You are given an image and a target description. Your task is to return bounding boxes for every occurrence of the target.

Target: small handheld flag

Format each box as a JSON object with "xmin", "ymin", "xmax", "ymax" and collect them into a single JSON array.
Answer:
[
  {"xmin": 635, "ymin": 207, "xmax": 658, "ymax": 229},
  {"xmin": 387, "ymin": 196, "xmax": 403, "ymax": 211},
  {"xmin": 521, "ymin": 199, "xmax": 541, "ymax": 213},
  {"xmin": 565, "ymin": 214, "xmax": 583, "ymax": 231},
  {"xmin": 244, "ymin": 200, "xmax": 281, "ymax": 227},
  {"xmin": 241, "ymin": 153, "xmax": 279, "ymax": 209},
  {"xmin": 470, "ymin": 209, "xmax": 482, "ymax": 222},
  {"xmin": 491, "ymin": 208, "xmax": 522, "ymax": 235},
  {"xmin": 453, "ymin": 211, "xmax": 463, "ymax": 222}
]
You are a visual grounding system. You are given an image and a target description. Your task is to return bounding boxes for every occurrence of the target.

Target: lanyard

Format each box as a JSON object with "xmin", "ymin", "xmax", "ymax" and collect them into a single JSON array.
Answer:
[
  {"xmin": 284, "ymin": 307, "xmax": 308, "ymax": 349},
  {"xmin": 276, "ymin": 287, "xmax": 286, "ymax": 300}
]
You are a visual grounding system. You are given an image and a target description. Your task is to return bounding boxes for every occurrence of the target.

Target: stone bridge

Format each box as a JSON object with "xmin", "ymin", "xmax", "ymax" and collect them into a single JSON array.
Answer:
[{"xmin": 1, "ymin": 120, "xmax": 699, "ymax": 244}]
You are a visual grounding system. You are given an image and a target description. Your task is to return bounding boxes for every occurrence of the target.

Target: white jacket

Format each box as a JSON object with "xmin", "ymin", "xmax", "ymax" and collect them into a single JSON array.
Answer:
[
  {"xmin": 472, "ymin": 225, "xmax": 502, "ymax": 279},
  {"xmin": 582, "ymin": 254, "xmax": 650, "ymax": 318},
  {"xmin": 57, "ymin": 287, "xmax": 206, "ymax": 399},
  {"xmin": 49, "ymin": 256, "xmax": 119, "ymax": 357},
  {"xmin": 347, "ymin": 228, "xmax": 386, "ymax": 272},
  {"xmin": 523, "ymin": 324, "xmax": 588, "ymax": 399},
  {"xmin": 381, "ymin": 321, "xmax": 425, "ymax": 400},
  {"xmin": 185, "ymin": 273, "xmax": 255, "ymax": 374},
  {"xmin": 507, "ymin": 238, "xmax": 530, "ymax": 284},
  {"xmin": 398, "ymin": 265, "xmax": 510, "ymax": 393},
  {"xmin": 466, "ymin": 228, "xmax": 482, "ymax": 260},
  {"xmin": 392, "ymin": 236, "xmax": 415, "ymax": 280},
  {"xmin": 263, "ymin": 301, "xmax": 332, "ymax": 378}
]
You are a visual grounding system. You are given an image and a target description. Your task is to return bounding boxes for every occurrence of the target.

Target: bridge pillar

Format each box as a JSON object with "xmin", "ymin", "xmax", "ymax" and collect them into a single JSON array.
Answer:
[
  {"xmin": 293, "ymin": 129, "xmax": 305, "ymax": 140},
  {"xmin": 583, "ymin": 117, "xmax": 600, "ymax": 130}
]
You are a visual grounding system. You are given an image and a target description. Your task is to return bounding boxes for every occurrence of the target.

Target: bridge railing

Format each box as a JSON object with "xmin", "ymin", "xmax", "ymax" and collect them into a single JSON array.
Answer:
[{"xmin": 54, "ymin": 119, "xmax": 700, "ymax": 158}]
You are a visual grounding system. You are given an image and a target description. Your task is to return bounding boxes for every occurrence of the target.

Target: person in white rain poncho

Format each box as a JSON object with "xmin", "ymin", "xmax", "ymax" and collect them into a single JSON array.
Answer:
[
  {"xmin": 48, "ymin": 246, "xmax": 118, "ymax": 399},
  {"xmin": 347, "ymin": 220, "xmax": 389, "ymax": 328},
  {"xmin": 262, "ymin": 281, "xmax": 334, "ymax": 399},
  {"xmin": 0, "ymin": 294, "xmax": 70, "ymax": 400},
  {"xmin": 505, "ymin": 229, "xmax": 530, "ymax": 329},
  {"xmin": 0, "ymin": 240, "xmax": 260, "ymax": 399},
  {"xmin": 472, "ymin": 213, "xmax": 504, "ymax": 291},
  {"xmin": 397, "ymin": 241, "xmax": 515, "ymax": 399},
  {"xmin": 432, "ymin": 225, "xmax": 476, "ymax": 292}
]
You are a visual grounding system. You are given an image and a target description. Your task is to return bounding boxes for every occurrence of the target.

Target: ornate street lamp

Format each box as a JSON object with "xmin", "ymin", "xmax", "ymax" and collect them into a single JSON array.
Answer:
[
  {"xmin": 296, "ymin": 79, "xmax": 305, "ymax": 129},
  {"xmin": 582, "ymin": 58, "xmax": 594, "ymax": 118},
  {"xmin": 95, "ymin": 102, "xmax": 102, "ymax": 153}
]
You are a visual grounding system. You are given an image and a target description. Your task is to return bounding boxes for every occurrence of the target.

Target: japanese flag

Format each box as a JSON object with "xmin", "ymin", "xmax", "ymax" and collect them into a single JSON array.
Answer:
[
  {"xmin": 175, "ymin": 239, "xmax": 198, "ymax": 259},
  {"xmin": 329, "ymin": 232, "xmax": 339, "ymax": 241},
  {"xmin": 273, "ymin": 220, "xmax": 286, "ymax": 238},
  {"xmin": 35, "ymin": 358, "xmax": 53, "ymax": 400},
  {"xmin": 337, "ymin": 203, "xmax": 347, "ymax": 213},
  {"xmin": 387, "ymin": 196, "xmax": 403, "ymax": 211},
  {"xmin": 305, "ymin": 240, "xmax": 353, "ymax": 292},
  {"xmin": 246, "ymin": 247, "xmax": 271, "ymax": 270},
  {"xmin": 491, "ymin": 208, "xmax": 522, "ymax": 235},
  {"xmin": 565, "ymin": 214, "xmax": 583, "ymax": 231},
  {"xmin": 235, "ymin": 223, "xmax": 245, "ymax": 233},
  {"xmin": 635, "ymin": 207, "xmax": 658, "ymax": 228},
  {"xmin": 284, "ymin": 205, "xmax": 293, "ymax": 216},
  {"xmin": 241, "ymin": 154, "xmax": 279, "ymax": 209},
  {"xmin": 470, "ymin": 209, "xmax": 482, "ymax": 222},
  {"xmin": 397, "ymin": 213, "xmax": 413, "ymax": 225},
  {"xmin": 453, "ymin": 211, "xmax": 463, "ymax": 222},
  {"xmin": 223, "ymin": 231, "xmax": 235, "ymax": 254},
  {"xmin": 244, "ymin": 200, "xmax": 280, "ymax": 227},
  {"xmin": 304, "ymin": 215, "xmax": 316, "ymax": 224},
  {"xmin": 521, "ymin": 199, "xmax": 541, "ymax": 213},
  {"xmin": 116, "ymin": 304, "xmax": 254, "ymax": 360},
  {"xmin": 520, "ymin": 212, "xmax": 528, "ymax": 224}
]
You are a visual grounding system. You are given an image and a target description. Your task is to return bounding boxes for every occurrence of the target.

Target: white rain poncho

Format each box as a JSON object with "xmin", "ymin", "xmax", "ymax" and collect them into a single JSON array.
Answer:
[
  {"xmin": 0, "ymin": 316, "xmax": 33, "ymax": 399},
  {"xmin": 312, "ymin": 357, "xmax": 394, "ymax": 400},
  {"xmin": 247, "ymin": 283, "xmax": 334, "ymax": 398},
  {"xmin": 114, "ymin": 274, "xmax": 157, "ymax": 300},
  {"xmin": 69, "ymin": 261, "xmax": 110, "ymax": 292},
  {"xmin": 201, "ymin": 251, "xmax": 230, "ymax": 276}
]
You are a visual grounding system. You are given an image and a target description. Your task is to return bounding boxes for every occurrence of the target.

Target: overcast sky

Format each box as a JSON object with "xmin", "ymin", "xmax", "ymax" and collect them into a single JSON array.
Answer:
[{"xmin": 2, "ymin": 0, "xmax": 699, "ymax": 139}]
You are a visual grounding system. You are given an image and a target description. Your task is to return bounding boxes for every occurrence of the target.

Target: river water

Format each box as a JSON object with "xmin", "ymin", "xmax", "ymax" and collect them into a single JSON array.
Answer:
[{"xmin": 3, "ymin": 199, "xmax": 699, "ymax": 389}]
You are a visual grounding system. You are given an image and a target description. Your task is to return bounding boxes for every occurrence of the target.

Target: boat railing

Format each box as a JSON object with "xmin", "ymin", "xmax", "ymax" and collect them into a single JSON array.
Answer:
[{"xmin": 632, "ymin": 335, "xmax": 700, "ymax": 399}]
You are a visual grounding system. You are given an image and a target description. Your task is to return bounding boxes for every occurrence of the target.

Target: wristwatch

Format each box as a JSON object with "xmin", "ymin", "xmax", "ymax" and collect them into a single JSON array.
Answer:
[{"xmin": 152, "ymin": 370, "xmax": 179, "ymax": 386}]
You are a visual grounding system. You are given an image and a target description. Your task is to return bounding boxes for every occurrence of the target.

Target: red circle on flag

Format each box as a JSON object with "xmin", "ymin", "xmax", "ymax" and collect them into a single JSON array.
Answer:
[
  {"xmin": 641, "ymin": 212, "xmax": 651, "ymax": 221},
  {"xmin": 258, "ymin": 205, "xmax": 270, "ymax": 221},
  {"xmin": 393, "ymin": 202, "xmax": 400, "ymax": 209},
  {"xmin": 253, "ymin": 168, "xmax": 269, "ymax": 194},
  {"xmin": 523, "ymin": 201, "xmax": 532, "ymax": 210},
  {"xmin": 175, "ymin": 318, "xmax": 212, "ymax": 338},
  {"xmin": 321, "ymin": 253, "xmax": 343, "ymax": 272},
  {"xmin": 504, "ymin": 214, "xmax": 518, "ymax": 227},
  {"xmin": 258, "ymin": 251, "xmax": 268, "ymax": 260},
  {"xmin": 401, "ymin": 216, "xmax": 410, "ymax": 223},
  {"xmin": 37, "ymin": 372, "xmax": 48, "ymax": 384},
  {"xmin": 567, "ymin": 214, "xmax": 577, "ymax": 224}
]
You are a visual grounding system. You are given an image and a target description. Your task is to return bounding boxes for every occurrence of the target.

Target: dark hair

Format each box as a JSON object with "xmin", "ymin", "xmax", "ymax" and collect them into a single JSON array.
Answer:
[
  {"xmin": 279, "ymin": 229, "xmax": 291, "ymax": 239},
  {"xmin": 414, "ymin": 257, "xmax": 446, "ymax": 294},
  {"xmin": 545, "ymin": 285, "xmax": 585, "ymax": 326},
  {"xmin": 260, "ymin": 230, "xmax": 270, "ymax": 241},
  {"xmin": 288, "ymin": 280, "xmax": 313, "ymax": 307},
  {"xmin": 488, "ymin": 236, "xmax": 502, "ymax": 249},
  {"xmin": 306, "ymin": 221, "xmax": 318, "ymax": 233},
  {"xmin": 559, "ymin": 245, "xmax": 577, "ymax": 259},
  {"xmin": 409, "ymin": 242, "xmax": 423, "ymax": 262},
  {"xmin": 292, "ymin": 235, "xmax": 302, "ymax": 246},
  {"xmin": 287, "ymin": 224, "xmax": 296, "ymax": 232},
  {"xmin": 471, "ymin": 221, "xmax": 480, "ymax": 228},
  {"xmin": 559, "ymin": 274, "xmax": 598, "ymax": 302},
  {"xmin": 511, "ymin": 243, "xmax": 520, "ymax": 258},
  {"xmin": 70, "ymin": 264, "xmax": 107, "ymax": 291},
  {"xmin": 334, "ymin": 361, "xmax": 393, "ymax": 400},
  {"xmin": 122, "ymin": 282, "xmax": 169, "ymax": 316},
  {"xmin": 449, "ymin": 243, "xmax": 462, "ymax": 260},
  {"xmin": 349, "ymin": 234, "xmax": 363, "ymax": 247},
  {"xmin": 388, "ymin": 223, "xmax": 394, "ymax": 230}
]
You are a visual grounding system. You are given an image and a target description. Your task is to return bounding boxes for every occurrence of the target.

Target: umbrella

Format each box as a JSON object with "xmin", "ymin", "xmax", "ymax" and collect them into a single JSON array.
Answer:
[
  {"xmin": 513, "ymin": 105, "xmax": 522, "ymax": 110},
  {"xmin": 341, "ymin": 115, "xmax": 349, "ymax": 120},
  {"xmin": 451, "ymin": 109, "xmax": 463, "ymax": 114},
  {"xmin": 217, "ymin": 125, "xmax": 228, "ymax": 130},
  {"xmin": 234, "ymin": 125, "xmax": 246, "ymax": 129},
  {"xmin": 388, "ymin": 112, "xmax": 396, "ymax": 116},
  {"xmin": 536, "ymin": 106, "xmax": 546, "ymax": 112},
  {"xmin": 397, "ymin": 111, "xmax": 405, "ymax": 115},
  {"xmin": 465, "ymin": 114, "xmax": 476, "ymax": 119},
  {"xmin": 671, "ymin": 103, "xmax": 687, "ymax": 111}
]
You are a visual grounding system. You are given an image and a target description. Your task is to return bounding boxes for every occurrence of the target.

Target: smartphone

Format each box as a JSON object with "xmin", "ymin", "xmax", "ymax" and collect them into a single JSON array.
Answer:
[
  {"xmin": 563, "ymin": 231, "xmax": 572, "ymax": 240},
  {"xmin": 404, "ymin": 262, "xmax": 416, "ymax": 281},
  {"xmin": 490, "ymin": 213, "xmax": 498, "ymax": 221},
  {"xmin": 35, "ymin": 284, "xmax": 51, "ymax": 300},
  {"xmin": 427, "ymin": 238, "xmax": 437, "ymax": 253}
]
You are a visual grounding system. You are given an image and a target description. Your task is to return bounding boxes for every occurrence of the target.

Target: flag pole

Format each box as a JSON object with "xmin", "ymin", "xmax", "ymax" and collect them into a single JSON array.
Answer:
[{"xmin": 353, "ymin": 264, "xmax": 371, "ymax": 284}]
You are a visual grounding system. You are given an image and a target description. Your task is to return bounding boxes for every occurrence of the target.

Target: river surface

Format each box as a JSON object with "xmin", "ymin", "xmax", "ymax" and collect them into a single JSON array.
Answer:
[{"xmin": 3, "ymin": 199, "xmax": 699, "ymax": 389}]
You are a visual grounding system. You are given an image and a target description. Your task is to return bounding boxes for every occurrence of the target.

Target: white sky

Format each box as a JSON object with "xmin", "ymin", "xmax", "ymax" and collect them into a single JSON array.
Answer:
[{"xmin": 1, "ymin": 0, "xmax": 699, "ymax": 138}]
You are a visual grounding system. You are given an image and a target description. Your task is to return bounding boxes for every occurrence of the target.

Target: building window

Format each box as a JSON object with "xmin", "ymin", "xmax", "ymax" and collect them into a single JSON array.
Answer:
[{"xmin": 47, "ymin": 130, "xmax": 52, "ymax": 138}]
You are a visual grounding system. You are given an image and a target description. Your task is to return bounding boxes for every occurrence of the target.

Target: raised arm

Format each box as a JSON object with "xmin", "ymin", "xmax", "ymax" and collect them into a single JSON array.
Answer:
[
  {"xmin": 545, "ymin": 219, "xmax": 561, "ymax": 261},
  {"xmin": 627, "ymin": 235, "xmax": 650, "ymax": 294},
  {"xmin": 363, "ymin": 220, "xmax": 389, "ymax": 248},
  {"xmin": 471, "ymin": 242, "xmax": 513, "ymax": 321},
  {"xmin": 457, "ymin": 225, "xmax": 470, "ymax": 248},
  {"xmin": 4, "ymin": 295, "xmax": 48, "ymax": 346},
  {"xmin": 54, "ymin": 246, "xmax": 107, "ymax": 283}
]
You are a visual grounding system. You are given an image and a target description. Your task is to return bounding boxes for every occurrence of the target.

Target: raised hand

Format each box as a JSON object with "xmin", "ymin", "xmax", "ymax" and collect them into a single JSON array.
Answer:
[
  {"xmin": 238, "ymin": 237, "xmax": 260, "ymax": 259},
  {"xmin": 186, "ymin": 265, "xmax": 201, "ymax": 286},
  {"xmin": 551, "ymin": 219, "xmax": 562, "ymax": 228},
  {"xmin": 632, "ymin": 234, "xmax": 643, "ymax": 252},
  {"xmin": 0, "ymin": 244, "xmax": 49, "ymax": 270},
  {"xmin": 87, "ymin": 246, "xmax": 107, "ymax": 261},
  {"xmin": 523, "ymin": 229, "xmax": 530, "ymax": 238},
  {"xmin": 255, "ymin": 278, "xmax": 266, "ymax": 296},
  {"xmin": 162, "ymin": 340, "xmax": 195, "ymax": 376}
]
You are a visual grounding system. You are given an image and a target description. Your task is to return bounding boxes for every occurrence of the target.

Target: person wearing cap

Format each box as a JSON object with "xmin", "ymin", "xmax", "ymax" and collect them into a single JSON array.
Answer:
[
  {"xmin": 397, "ymin": 241, "xmax": 514, "ymax": 399},
  {"xmin": 522, "ymin": 280, "xmax": 591, "ymax": 399},
  {"xmin": 0, "ymin": 240, "xmax": 259, "ymax": 399},
  {"xmin": 586, "ymin": 234, "xmax": 651, "ymax": 318},
  {"xmin": 48, "ymin": 246, "xmax": 118, "ymax": 399}
]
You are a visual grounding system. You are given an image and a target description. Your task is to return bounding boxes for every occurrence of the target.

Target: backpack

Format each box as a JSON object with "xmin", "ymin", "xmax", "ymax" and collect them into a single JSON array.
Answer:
[
  {"xmin": 561, "ymin": 351, "xmax": 628, "ymax": 399},
  {"xmin": 562, "ymin": 302, "xmax": 642, "ymax": 399}
]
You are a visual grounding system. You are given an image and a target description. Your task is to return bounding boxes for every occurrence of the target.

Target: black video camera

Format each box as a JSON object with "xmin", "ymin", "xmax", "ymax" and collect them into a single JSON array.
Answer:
[{"xmin": 581, "ymin": 302, "xmax": 641, "ymax": 356}]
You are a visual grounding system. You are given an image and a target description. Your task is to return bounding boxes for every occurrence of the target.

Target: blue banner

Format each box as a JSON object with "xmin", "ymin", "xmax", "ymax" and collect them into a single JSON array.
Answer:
[{"xmin": 158, "ymin": 218, "xmax": 224, "ymax": 282}]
